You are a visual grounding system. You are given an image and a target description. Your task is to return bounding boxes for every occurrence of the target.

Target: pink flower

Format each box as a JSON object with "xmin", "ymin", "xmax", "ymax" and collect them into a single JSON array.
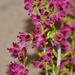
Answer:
[
  {"xmin": 18, "ymin": 52, "xmax": 24, "ymax": 60},
  {"xmin": 7, "ymin": 43, "xmax": 20, "ymax": 58},
  {"xmin": 40, "ymin": 47, "xmax": 52, "ymax": 63},
  {"xmin": 32, "ymin": 19, "xmax": 38, "ymax": 25},
  {"xmin": 7, "ymin": 42, "xmax": 27, "ymax": 60},
  {"xmin": 49, "ymin": 2, "xmax": 54, "ymax": 8},
  {"xmin": 70, "ymin": 21, "xmax": 75, "ymax": 32},
  {"xmin": 61, "ymin": 41, "xmax": 70, "ymax": 52},
  {"xmin": 32, "ymin": 30, "xmax": 45, "ymax": 47},
  {"xmin": 7, "ymin": 62, "xmax": 29, "ymax": 75},
  {"xmin": 54, "ymin": 33, "xmax": 64, "ymax": 43},
  {"xmin": 33, "ymin": 37, "xmax": 45, "ymax": 47},
  {"xmin": 52, "ymin": 14, "xmax": 59, "ymax": 22},
  {"xmin": 60, "ymin": 65, "xmax": 66, "ymax": 72},
  {"xmin": 69, "ymin": 8, "xmax": 75, "ymax": 16},
  {"xmin": 69, "ymin": 56, "xmax": 75, "ymax": 65},
  {"xmin": 24, "ymin": 0, "xmax": 34, "ymax": 14},
  {"xmin": 45, "ymin": 19, "xmax": 52, "ymax": 25},
  {"xmin": 44, "ymin": 11, "xmax": 49, "ymax": 17},
  {"xmin": 29, "ymin": 0, "xmax": 34, "ymax": 4},
  {"xmin": 35, "ymin": 22, "xmax": 42, "ymax": 29},
  {"xmin": 30, "ymin": 14, "xmax": 41, "ymax": 25},
  {"xmin": 39, "ymin": 9, "xmax": 45, "ymax": 15},
  {"xmin": 32, "ymin": 61, "xmax": 45, "ymax": 69},
  {"xmin": 28, "ymin": 7, "xmax": 33, "ymax": 13},
  {"xmin": 60, "ymin": 24, "xmax": 71, "ymax": 39},
  {"xmin": 24, "ymin": 3, "xmax": 31, "ymax": 10},
  {"xmin": 24, "ymin": 0, "xmax": 29, "ymax": 3},
  {"xmin": 18, "ymin": 32, "xmax": 30, "ymax": 49},
  {"xmin": 30, "ymin": 14, "xmax": 37, "ymax": 20},
  {"xmin": 39, "ymin": 63, "xmax": 45, "ymax": 69},
  {"xmin": 60, "ymin": 58, "xmax": 66, "ymax": 72}
]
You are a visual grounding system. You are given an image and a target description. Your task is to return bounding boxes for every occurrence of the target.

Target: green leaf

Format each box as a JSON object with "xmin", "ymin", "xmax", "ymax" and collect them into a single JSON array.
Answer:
[
  {"xmin": 47, "ymin": 31, "xmax": 51, "ymax": 39},
  {"xmin": 73, "ymin": 73, "xmax": 75, "ymax": 75},
  {"xmin": 47, "ymin": 30, "xmax": 56, "ymax": 41},
  {"xmin": 52, "ymin": 63, "xmax": 55, "ymax": 70},
  {"xmin": 52, "ymin": 55, "xmax": 54, "ymax": 58},
  {"xmin": 49, "ymin": 8, "xmax": 56, "ymax": 14},
  {"xmin": 41, "ymin": 5, "xmax": 46, "ymax": 9},
  {"xmin": 49, "ymin": 72, "xmax": 53, "ymax": 75},
  {"xmin": 34, "ymin": 8, "xmax": 38, "ymax": 14},
  {"xmin": 59, "ymin": 69, "xmax": 68, "ymax": 75},
  {"xmin": 69, "ymin": 32, "xmax": 73, "ymax": 39},
  {"xmin": 65, "ymin": 62, "xmax": 70, "ymax": 68},
  {"xmin": 42, "ymin": 0, "xmax": 47, "ymax": 6},
  {"xmin": 53, "ymin": 49, "xmax": 58, "ymax": 58},
  {"xmin": 30, "ymin": 40, "xmax": 32, "ymax": 44},
  {"xmin": 72, "ymin": 40, "xmax": 74, "ymax": 47},
  {"xmin": 44, "ymin": 62, "xmax": 50, "ymax": 71},
  {"xmin": 24, "ymin": 56, "xmax": 28, "ymax": 63},
  {"xmin": 19, "ymin": 48, "xmax": 22, "ymax": 52},
  {"xmin": 38, "ymin": 52, "xmax": 44, "ymax": 56},
  {"xmin": 71, "ymin": 2, "xmax": 75, "ymax": 7},
  {"xmin": 31, "ymin": 3, "xmax": 36, "ymax": 8},
  {"xmin": 55, "ymin": 66, "xmax": 60, "ymax": 75},
  {"xmin": 44, "ymin": 29, "xmax": 48, "ymax": 33},
  {"xmin": 26, "ymin": 66, "xmax": 30, "ymax": 70},
  {"xmin": 62, "ymin": 16, "xmax": 72, "ymax": 22},
  {"xmin": 45, "ymin": 42, "xmax": 48, "ymax": 45},
  {"xmin": 61, "ymin": 52, "xmax": 70, "ymax": 58},
  {"xmin": 40, "ymin": 18, "xmax": 45, "ymax": 24}
]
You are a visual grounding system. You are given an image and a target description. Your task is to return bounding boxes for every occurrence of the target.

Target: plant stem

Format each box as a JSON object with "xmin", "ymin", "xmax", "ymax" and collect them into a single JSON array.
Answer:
[
  {"xmin": 46, "ymin": 72, "xmax": 48, "ymax": 75},
  {"xmin": 52, "ymin": 69, "xmax": 56, "ymax": 75},
  {"xmin": 43, "ymin": 46, "xmax": 46, "ymax": 53},
  {"xmin": 70, "ymin": 66, "xmax": 73, "ymax": 75},
  {"xmin": 57, "ymin": 44, "xmax": 61, "ymax": 66}
]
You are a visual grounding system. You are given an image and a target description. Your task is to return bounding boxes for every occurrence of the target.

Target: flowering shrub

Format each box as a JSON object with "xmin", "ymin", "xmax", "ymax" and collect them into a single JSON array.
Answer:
[{"xmin": 7, "ymin": 0, "xmax": 75, "ymax": 75}]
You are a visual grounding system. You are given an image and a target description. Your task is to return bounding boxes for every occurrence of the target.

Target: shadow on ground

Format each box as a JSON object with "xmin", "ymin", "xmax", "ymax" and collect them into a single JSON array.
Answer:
[{"xmin": 23, "ymin": 19, "xmax": 35, "ymax": 33}]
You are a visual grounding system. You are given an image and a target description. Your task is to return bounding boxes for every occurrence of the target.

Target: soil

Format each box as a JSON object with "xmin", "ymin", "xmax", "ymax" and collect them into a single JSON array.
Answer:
[{"xmin": 0, "ymin": 0, "xmax": 44, "ymax": 75}]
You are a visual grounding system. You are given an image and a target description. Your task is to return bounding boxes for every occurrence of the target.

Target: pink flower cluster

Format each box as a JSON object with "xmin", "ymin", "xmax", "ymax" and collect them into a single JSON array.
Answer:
[
  {"xmin": 7, "ymin": 42, "xmax": 27, "ymax": 60},
  {"xmin": 24, "ymin": 0, "xmax": 74, "ymax": 22},
  {"xmin": 7, "ymin": 62, "xmax": 29, "ymax": 75},
  {"xmin": 39, "ymin": 47, "xmax": 52, "ymax": 63},
  {"xmin": 7, "ymin": 0, "xmax": 75, "ymax": 75},
  {"xmin": 32, "ymin": 61, "xmax": 45, "ymax": 69}
]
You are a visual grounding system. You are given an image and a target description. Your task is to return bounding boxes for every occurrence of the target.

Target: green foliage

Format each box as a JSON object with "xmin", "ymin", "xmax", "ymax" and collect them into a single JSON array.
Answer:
[
  {"xmin": 49, "ymin": 72, "xmax": 53, "ymax": 75},
  {"xmin": 40, "ymin": 18, "xmax": 45, "ymax": 24},
  {"xmin": 52, "ymin": 49, "xmax": 58, "ymax": 58},
  {"xmin": 71, "ymin": 2, "xmax": 75, "ymax": 7},
  {"xmin": 55, "ymin": 66, "xmax": 60, "ymax": 75},
  {"xmin": 19, "ymin": 48, "xmax": 22, "ymax": 52},
  {"xmin": 59, "ymin": 69, "xmax": 68, "ymax": 75},
  {"xmin": 31, "ymin": 3, "xmax": 36, "ymax": 8},
  {"xmin": 61, "ymin": 52, "xmax": 70, "ymax": 58},
  {"xmin": 65, "ymin": 62, "xmax": 70, "ymax": 68},
  {"xmin": 73, "ymin": 73, "xmax": 75, "ymax": 75},
  {"xmin": 44, "ymin": 62, "xmax": 50, "ymax": 71},
  {"xmin": 34, "ymin": 8, "xmax": 39, "ymax": 14},
  {"xmin": 49, "ymin": 8, "xmax": 56, "ymax": 14},
  {"xmin": 26, "ymin": 66, "xmax": 30, "ymax": 70},
  {"xmin": 42, "ymin": 0, "xmax": 47, "ymax": 6},
  {"xmin": 47, "ymin": 31, "xmax": 55, "ymax": 41},
  {"xmin": 38, "ymin": 52, "xmax": 45, "ymax": 57},
  {"xmin": 24, "ymin": 56, "xmax": 28, "ymax": 63},
  {"xmin": 62, "ymin": 16, "xmax": 72, "ymax": 22},
  {"xmin": 46, "ymin": 23, "xmax": 57, "ymax": 41}
]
